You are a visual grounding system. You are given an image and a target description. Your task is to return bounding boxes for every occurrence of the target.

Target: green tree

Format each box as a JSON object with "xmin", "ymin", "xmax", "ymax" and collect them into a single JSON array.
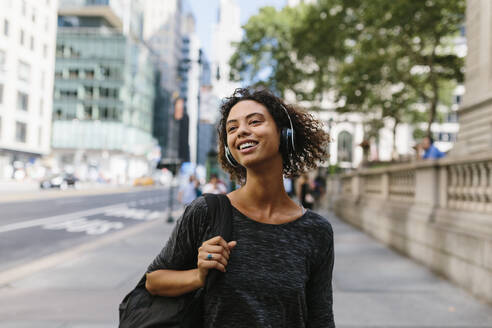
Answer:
[
  {"xmin": 230, "ymin": 0, "xmax": 465, "ymax": 139},
  {"xmin": 294, "ymin": 0, "xmax": 465, "ymax": 136},
  {"xmin": 229, "ymin": 6, "xmax": 306, "ymax": 97}
]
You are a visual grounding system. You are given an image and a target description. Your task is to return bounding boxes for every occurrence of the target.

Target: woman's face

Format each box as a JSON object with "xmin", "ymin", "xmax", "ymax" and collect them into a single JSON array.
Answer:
[{"xmin": 225, "ymin": 100, "xmax": 282, "ymax": 168}]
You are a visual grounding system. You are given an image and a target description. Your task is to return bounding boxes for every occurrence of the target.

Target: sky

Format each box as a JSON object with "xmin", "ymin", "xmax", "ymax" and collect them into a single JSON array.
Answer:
[{"xmin": 187, "ymin": 0, "xmax": 287, "ymax": 59}]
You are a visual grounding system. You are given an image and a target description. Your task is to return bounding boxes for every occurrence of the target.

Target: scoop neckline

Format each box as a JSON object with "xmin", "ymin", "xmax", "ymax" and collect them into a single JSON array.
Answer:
[{"xmin": 231, "ymin": 204, "xmax": 309, "ymax": 227}]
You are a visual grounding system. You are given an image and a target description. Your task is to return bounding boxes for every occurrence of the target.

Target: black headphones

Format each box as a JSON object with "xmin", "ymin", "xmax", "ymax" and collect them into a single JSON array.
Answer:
[{"xmin": 224, "ymin": 104, "xmax": 295, "ymax": 167}]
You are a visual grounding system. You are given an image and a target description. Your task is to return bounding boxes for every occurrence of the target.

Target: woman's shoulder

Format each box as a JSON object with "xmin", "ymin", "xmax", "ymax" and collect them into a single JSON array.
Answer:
[
  {"xmin": 178, "ymin": 196, "xmax": 208, "ymax": 225},
  {"xmin": 186, "ymin": 195, "xmax": 208, "ymax": 211},
  {"xmin": 301, "ymin": 210, "xmax": 334, "ymax": 237}
]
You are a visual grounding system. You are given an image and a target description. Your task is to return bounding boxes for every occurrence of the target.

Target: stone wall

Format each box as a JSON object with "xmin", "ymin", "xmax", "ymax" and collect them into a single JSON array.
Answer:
[
  {"xmin": 453, "ymin": 0, "xmax": 492, "ymax": 155},
  {"xmin": 328, "ymin": 152, "xmax": 492, "ymax": 304}
]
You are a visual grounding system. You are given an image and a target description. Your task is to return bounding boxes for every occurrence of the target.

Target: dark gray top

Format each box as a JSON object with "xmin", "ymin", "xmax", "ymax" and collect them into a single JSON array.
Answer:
[{"xmin": 147, "ymin": 196, "xmax": 335, "ymax": 328}]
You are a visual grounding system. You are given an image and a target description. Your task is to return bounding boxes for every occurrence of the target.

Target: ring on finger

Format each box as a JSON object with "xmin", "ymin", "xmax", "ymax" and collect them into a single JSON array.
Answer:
[{"xmin": 207, "ymin": 254, "xmax": 213, "ymax": 260}]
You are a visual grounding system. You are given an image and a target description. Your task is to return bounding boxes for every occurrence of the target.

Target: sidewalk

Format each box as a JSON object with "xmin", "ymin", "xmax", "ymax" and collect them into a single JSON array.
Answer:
[{"xmin": 0, "ymin": 210, "xmax": 491, "ymax": 327}]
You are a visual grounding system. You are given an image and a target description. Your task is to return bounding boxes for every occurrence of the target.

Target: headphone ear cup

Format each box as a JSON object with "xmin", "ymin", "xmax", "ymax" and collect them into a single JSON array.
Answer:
[
  {"xmin": 225, "ymin": 146, "xmax": 239, "ymax": 167},
  {"xmin": 280, "ymin": 128, "xmax": 294, "ymax": 154}
]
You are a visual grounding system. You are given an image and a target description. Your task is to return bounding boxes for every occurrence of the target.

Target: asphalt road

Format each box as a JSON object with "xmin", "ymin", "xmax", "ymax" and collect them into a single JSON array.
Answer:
[{"xmin": 0, "ymin": 186, "xmax": 181, "ymax": 273}]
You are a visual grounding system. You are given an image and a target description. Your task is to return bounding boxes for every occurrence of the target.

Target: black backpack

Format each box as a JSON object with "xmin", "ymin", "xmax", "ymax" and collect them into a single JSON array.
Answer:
[{"xmin": 118, "ymin": 194, "xmax": 233, "ymax": 328}]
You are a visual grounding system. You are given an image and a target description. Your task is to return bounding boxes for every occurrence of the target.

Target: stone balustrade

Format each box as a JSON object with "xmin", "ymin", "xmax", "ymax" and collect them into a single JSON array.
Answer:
[
  {"xmin": 327, "ymin": 150, "xmax": 492, "ymax": 305},
  {"xmin": 447, "ymin": 161, "xmax": 492, "ymax": 213}
]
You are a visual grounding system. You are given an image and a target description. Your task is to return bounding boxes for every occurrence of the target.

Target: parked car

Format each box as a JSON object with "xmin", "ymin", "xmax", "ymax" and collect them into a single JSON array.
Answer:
[
  {"xmin": 133, "ymin": 176, "xmax": 155, "ymax": 186},
  {"xmin": 40, "ymin": 173, "xmax": 79, "ymax": 189}
]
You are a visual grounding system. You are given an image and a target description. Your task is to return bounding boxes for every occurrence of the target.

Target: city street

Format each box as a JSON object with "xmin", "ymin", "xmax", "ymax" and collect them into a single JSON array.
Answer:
[
  {"xmin": 0, "ymin": 186, "xmax": 181, "ymax": 280},
  {"xmin": 0, "ymin": 188, "xmax": 491, "ymax": 327}
]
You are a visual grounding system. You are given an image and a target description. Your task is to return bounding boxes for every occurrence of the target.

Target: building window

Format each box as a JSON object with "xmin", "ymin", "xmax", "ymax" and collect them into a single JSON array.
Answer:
[
  {"xmin": 16, "ymin": 122, "xmax": 27, "ymax": 143},
  {"xmin": 3, "ymin": 19, "xmax": 8, "ymax": 37},
  {"xmin": 55, "ymin": 108, "xmax": 63, "ymax": 120},
  {"xmin": 0, "ymin": 84, "xmax": 3, "ymax": 104},
  {"xmin": 21, "ymin": 1, "xmax": 27, "ymax": 16},
  {"xmin": 68, "ymin": 69, "xmax": 79, "ymax": 79},
  {"xmin": 454, "ymin": 94, "xmax": 462, "ymax": 105},
  {"xmin": 84, "ymin": 106, "xmax": 92, "ymax": 119},
  {"xmin": 337, "ymin": 131, "xmax": 353, "ymax": 163},
  {"xmin": 43, "ymin": 44, "xmax": 48, "ymax": 58},
  {"xmin": 20, "ymin": 29, "xmax": 25, "ymax": 46},
  {"xmin": 84, "ymin": 86, "xmax": 93, "ymax": 98},
  {"xmin": 100, "ymin": 87, "xmax": 119, "ymax": 99},
  {"xmin": 18, "ymin": 60, "xmax": 31, "ymax": 82},
  {"xmin": 84, "ymin": 69, "xmax": 94, "ymax": 79},
  {"xmin": 447, "ymin": 112, "xmax": 458, "ymax": 123},
  {"xmin": 59, "ymin": 89, "xmax": 77, "ymax": 98},
  {"xmin": 0, "ymin": 117, "xmax": 2, "ymax": 139},
  {"xmin": 100, "ymin": 107, "xmax": 110, "ymax": 119},
  {"xmin": 86, "ymin": 0, "xmax": 110, "ymax": 5},
  {"xmin": 32, "ymin": 10, "xmax": 36, "ymax": 23},
  {"xmin": 17, "ymin": 91, "xmax": 29, "ymax": 111},
  {"xmin": 30, "ymin": 36, "xmax": 35, "ymax": 51},
  {"xmin": 45, "ymin": 17, "xmax": 49, "ymax": 32}
]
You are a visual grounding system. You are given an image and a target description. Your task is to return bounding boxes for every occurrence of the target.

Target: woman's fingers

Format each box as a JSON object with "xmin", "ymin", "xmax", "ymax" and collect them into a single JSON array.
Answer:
[
  {"xmin": 199, "ymin": 258, "xmax": 226, "ymax": 272},
  {"xmin": 201, "ymin": 250, "xmax": 228, "ymax": 267},
  {"xmin": 199, "ymin": 243, "xmax": 230, "ymax": 259},
  {"xmin": 198, "ymin": 236, "xmax": 238, "ymax": 273},
  {"xmin": 205, "ymin": 236, "xmax": 233, "ymax": 251}
]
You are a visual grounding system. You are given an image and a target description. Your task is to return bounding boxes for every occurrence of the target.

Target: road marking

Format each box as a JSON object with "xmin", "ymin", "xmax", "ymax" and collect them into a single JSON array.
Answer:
[
  {"xmin": 43, "ymin": 218, "xmax": 125, "ymax": 235},
  {"xmin": 0, "ymin": 198, "xmax": 175, "ymax": 234},
  {"xmin": 0, "ymin": 200, "xmax": 153, "ymax": 234}
]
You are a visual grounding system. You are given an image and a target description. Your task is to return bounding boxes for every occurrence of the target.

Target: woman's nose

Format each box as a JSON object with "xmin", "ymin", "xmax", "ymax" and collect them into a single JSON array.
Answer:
[{"xmin": 236, "ymin": 123, "xmax": 251, "ymax": 138}]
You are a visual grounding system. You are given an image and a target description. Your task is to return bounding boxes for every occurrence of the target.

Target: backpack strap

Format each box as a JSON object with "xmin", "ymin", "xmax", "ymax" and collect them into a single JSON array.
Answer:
[{"xmin": 202, "ymin": 193, "xmax": 233, "ymax": 292}]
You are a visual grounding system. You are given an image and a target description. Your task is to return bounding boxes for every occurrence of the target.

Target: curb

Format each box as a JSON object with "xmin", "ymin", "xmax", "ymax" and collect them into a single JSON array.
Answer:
[{"xmin": 0, "ymin": 185, "xmax": 166, "ymax": 204}]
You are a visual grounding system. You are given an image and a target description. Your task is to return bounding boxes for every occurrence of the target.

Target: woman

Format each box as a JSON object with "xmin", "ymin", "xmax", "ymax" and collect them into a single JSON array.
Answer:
[{"xmin": 145, "ymin": 88, "xmax": 335, "ymax": 327}]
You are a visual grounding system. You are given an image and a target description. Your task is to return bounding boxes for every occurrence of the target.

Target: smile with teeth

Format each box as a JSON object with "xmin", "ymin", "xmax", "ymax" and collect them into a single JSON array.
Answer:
[{"xmin": 238, "ymin": 141, "xmax": 258, "ymax": 150}]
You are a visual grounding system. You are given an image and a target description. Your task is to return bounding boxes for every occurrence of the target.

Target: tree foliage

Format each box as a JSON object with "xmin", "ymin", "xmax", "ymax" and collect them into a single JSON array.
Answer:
[{"xmin": 230, "ymin": 0, "xmax": 465, "ymax": 137}]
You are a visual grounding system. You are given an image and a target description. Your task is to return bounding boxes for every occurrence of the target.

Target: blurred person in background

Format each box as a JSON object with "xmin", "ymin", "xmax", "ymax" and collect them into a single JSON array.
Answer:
[
  {"xmin": 145, "ymin": 87, "xmax": 335, "ymax": 327},
  {"xmin": 297, "ymin": 173, "xmax": 315, "ymax": 210},
  {"xmin": 313, "ymin": 174, "xmax": 327, "ymax": 208},
  {"xmin": 201, "ymin": 173, "xmax": 227, "ymax": 194},
  {"xmin": 417, "ymin": 136, "xmax": 446, "ymax": 160},
  {"xmin": 177, "ymin": 175, "xmax": 199, "ymax": 206}
]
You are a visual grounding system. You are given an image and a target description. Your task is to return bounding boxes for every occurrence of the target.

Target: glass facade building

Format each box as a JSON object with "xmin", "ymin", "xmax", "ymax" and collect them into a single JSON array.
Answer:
[{"xmin": 52, "ymin": 6, "xmax": 157, "ymax": 183}]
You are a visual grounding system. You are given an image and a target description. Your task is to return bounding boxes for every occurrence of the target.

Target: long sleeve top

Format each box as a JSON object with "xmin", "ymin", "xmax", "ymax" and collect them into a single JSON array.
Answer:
[{"xmin": 147, "ymin": 196, "xmax": 335, "ymax": 328}]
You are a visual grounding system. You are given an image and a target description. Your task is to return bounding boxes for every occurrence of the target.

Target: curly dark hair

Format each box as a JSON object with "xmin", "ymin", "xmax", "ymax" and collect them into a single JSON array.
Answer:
[{"xmin": 217, "ymin": 87, "xmax": 330, "ymax": 184}]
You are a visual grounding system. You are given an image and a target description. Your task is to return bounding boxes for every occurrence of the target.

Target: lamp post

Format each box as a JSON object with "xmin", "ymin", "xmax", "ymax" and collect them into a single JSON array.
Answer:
[{"xmin": 156, "ymin": 158, "xmax": 181, "ymax": 223}]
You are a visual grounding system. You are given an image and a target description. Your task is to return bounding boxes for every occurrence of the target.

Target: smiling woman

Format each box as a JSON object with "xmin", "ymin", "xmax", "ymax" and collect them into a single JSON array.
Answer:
[
  {"xmin": 144, "ymin": 87, "xmax": 335, "ymax": 328},
  {"xmin": 218, "ymin": 87, "xmax": 331, "ymax": 184}
]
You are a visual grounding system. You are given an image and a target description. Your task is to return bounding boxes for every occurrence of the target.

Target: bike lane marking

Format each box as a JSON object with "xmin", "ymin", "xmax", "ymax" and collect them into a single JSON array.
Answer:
[{"xmin": 0, "ymin": 198, "xmax": 170, "ymax": 234}]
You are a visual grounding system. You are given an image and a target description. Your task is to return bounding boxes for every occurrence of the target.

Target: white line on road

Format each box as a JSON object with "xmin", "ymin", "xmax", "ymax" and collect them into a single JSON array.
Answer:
[
  {"xmin": 0, "ymin": 202, "xmax": 129, "ymax": 234},
  {"xmin": 0, "ymin": 198, "xmax": 178, "ymax": 234}
]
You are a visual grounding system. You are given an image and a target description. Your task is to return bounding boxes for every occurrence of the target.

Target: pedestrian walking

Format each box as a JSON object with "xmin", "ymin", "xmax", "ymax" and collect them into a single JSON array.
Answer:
[
  {"xmin": 144, "ymin": 87, "xmax": 334, "ymax": 327},
  {"xmin": 201, "ymin": 173, "xmax": 227, "ymax": 194},
  {"xmin": 177, "ymin": 175, "xmax": 199, "ymax": 206},
  {"xmin": 298, "ymin": 173, "xmax": 316, "ymax": 210}
]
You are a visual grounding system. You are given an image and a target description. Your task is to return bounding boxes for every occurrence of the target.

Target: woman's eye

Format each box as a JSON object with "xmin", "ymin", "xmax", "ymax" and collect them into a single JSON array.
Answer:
[
  {"xmin": 228, "ymin": 127, "xmax": 237, "ymax": 133},
  {"xmin": 250, "ymin": 120, "xmax": 261, "ymax": 125}
]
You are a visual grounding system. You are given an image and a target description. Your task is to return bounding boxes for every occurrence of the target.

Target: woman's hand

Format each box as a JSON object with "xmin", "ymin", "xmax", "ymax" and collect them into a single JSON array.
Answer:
[{"xmin": 197, "ymin": 236, "xmax": 237, "ymax": 286}]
